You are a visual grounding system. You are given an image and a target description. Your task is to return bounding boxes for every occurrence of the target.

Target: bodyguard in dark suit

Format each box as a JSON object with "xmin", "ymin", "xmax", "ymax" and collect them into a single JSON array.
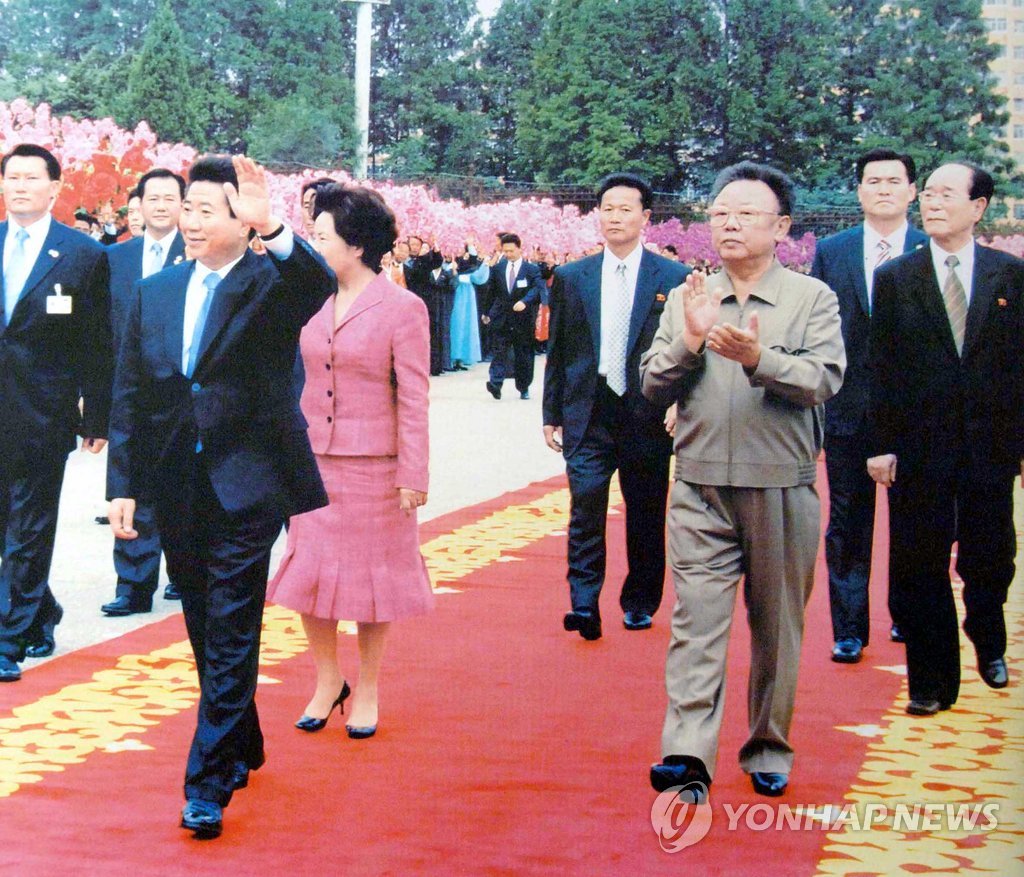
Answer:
[
  {"xmin": 543, "ymin": 174, "xmax": 689, "ymax": 640},
  {"xmin": 483, "ymin": 232, "xmax": 545, "ymax": 400},
  {"xmin": 811, "ymin": 148, "xmax": 927, "ymax": 664},
  {"xmin": 403, "ymin": 235, "xmax": 445, "ymax": 375},
  {"xmin": 102, "ymin": 168, "xmax": 187, "ymax": 617},
  {"xmin": 868, "ymin": 162, "xmax": 1023, "ymax": 716},
  {"xmin": 0, "ymin": 144, "xmax": 112, "ymax": 681},
  {"xmin": 107, "ymin": 156, "xmax": 334, "ymax": 837}
]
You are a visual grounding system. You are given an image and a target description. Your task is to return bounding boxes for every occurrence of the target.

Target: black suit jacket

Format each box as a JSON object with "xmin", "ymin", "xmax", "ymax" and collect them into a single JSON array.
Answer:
[
  {"xmin": 543, "ymin": 250, "xmax": 690, "ymax": 457},
  {"xmin": 868, "ymin": 242, "xmax": 1024, "ymax": 478},
  {"xmin": 486, "ymin": 258, "xmax": 545, "ymax": 337},
  {"xmin": 811, "ymin": 223, "xmax": 927, "ymax": 438},
  {"xmin": 106, "ymin": 239, "xmax": 335, "ymax": 519},
  {"xmin": 107, "ymin": 232, "xmax": 187, "ymax": 352},
  {"xmin": 0, "ymin": 218, "xmax": 112, "ymax": 452}
]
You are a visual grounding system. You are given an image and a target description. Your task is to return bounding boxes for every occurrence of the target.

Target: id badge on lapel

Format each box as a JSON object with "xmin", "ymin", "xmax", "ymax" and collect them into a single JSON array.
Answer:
[{"xmin": 46, "ymin": 282, "xmax": 72, "ymax": 315}]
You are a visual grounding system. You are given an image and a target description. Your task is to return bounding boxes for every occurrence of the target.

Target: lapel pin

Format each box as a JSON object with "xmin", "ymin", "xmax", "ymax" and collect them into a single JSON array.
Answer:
[
  {"xmin": 174, "ymin": 255, "xmax": 183, "ymax": 265},
  {"xmin": 997, "ymin": 297, "xmax": 1007, "ymax": 307},
  {"xmin": 656, "ymin": 294, "xmax": 667, "ymax": 302},
  {"xmin": 48, "ymin": 249, "xmax": 60, "ymax": 258}
]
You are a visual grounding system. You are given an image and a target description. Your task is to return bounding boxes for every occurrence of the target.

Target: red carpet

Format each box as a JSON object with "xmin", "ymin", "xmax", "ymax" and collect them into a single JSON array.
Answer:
[{"xmin": 0, "ymin": 467, "xmax": 1016, "ymax": 876}]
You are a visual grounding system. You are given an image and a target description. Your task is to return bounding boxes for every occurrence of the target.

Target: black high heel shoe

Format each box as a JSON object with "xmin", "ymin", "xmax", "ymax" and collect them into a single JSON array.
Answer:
[
  {"xmin": 295, "ymin": 681, "xmax": 351, "ymax": 732},
  {"xmin": 345, "ymin": 722, "xmax": 378, "ymax": 739}
]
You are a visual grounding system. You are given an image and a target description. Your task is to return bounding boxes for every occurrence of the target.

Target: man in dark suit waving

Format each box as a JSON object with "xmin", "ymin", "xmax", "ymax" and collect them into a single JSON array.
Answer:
[
  {"xmin": 543, "ymin": 173, "xmax": 689, "ymax": 640},
  {"xmin": 102, "ymin": 167, "xmax": 187, "ymax": 617},
  {"xmin": 483, "ymin": 232, "xmax": 546, "ymax": 400},
  {"xmin": 107, "ymin": 155, "xmax": 335, "ymax": 837},
  {"xmin": 0, "ymin": 144, "xmax": 112, "ymax": 680},
  {"xmin": 868, "ymin": 162, "xmax": 1023, "ymax": 716},
  {"xmin": 811, "ymin": 148, "xmax": 927, "ymax": 664}
]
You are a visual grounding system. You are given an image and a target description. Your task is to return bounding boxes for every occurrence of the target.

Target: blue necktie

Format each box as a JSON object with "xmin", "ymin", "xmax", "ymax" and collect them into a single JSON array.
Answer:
[
  {"xmin": 186, "ymin": 272, "xmax": 220, "ymax": 377},
  {"xmin": 4, "ymin": 228, "xmax": 31, "ymax": 326}
]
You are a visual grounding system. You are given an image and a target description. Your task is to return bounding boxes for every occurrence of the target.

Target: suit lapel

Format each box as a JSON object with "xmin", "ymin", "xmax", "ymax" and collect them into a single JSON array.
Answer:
[
  {"xmin": 962, "ymin": 244, "xmax": 997, "ymax": 359},
  {"xmin": 164, "ymin": 232, "xmax": 187, "ymax": 269},
  {"xmin": 9, "ymin": 221, "xmax": 68, "ymax": 323},
  {"xmin": 910, "ymin": 248, "xmax": 959, "ymax": 358},
  {"xmin": 338, "ymin": 275, "xmax": 385, "ymax": 329},
  {"xmin": 627, "ymin": 250, "xmax": 658, "ymax": 356},
  {"xmin": 192, "ymin": 251, "xmax": 260, "ymax": 376},
  {"xmin": 162, "ymin": 265, "xmax": 190, "ymax": 370},
  {"xmin": 578, "ymin": 256, "xmax": 601, "ymax": 358},
  {"xmin": 845, "ymin": 227, "xmax": 870, "ymax": 316}
]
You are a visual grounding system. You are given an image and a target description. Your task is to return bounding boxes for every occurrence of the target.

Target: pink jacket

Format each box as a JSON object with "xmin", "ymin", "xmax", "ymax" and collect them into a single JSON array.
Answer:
[{"xmin": 299, "ymin": 272, "xmax": 430, "ymax": 492}]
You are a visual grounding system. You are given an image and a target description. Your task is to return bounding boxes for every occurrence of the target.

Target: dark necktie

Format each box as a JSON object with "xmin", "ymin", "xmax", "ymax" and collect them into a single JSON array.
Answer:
[{"xmin": 941, "ymin": 255, "xmax": 967, "ymax": 355}]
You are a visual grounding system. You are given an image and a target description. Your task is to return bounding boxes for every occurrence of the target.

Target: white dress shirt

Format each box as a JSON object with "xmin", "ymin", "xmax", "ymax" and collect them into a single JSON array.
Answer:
[
  {"xmin": 3, "ymin": 213, "xmax": 52, "ymax": 317},
  {"xmin": 862, "ymin": 220, "xmax": 908, "ymax": 306},
  {"xmin": 598, "ymin": 243, "xmax": 643, "ymax": 378},
  {"xmin": 929, "ymin": 238, "xmax": 975, "ymax": 306}
]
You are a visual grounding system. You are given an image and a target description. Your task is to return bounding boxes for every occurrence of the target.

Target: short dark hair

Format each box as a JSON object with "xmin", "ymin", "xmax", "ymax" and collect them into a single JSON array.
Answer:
[
  {"xmin": 74, "ymin": 209, "xmax": 94, "ymax": 222},
  {"xmin": 856, "ymin": 148, "xmax": 916, "ymax": 184},
  {"xmin": 301, "ymin": 176, "xmax": 336, "ymax": 196},
  {"xmin": 596, "ymin": 173, "xmax": 653, "ymax": 211},
  {"xmin": 137, "ymin": 167, "xmax": 185, "ymax": 200},
  {"xmin": 710, "ymin": 161, "xmax": 795, "ymax": 217},
  {"xmin": 2, "ymin": 143, "xmax": 62, "ymax": 180},
  {"xmin": 662, "ymin": 244, "xmax": 678, "ymax": 255},
  {"xmin": 959, "ymin": 162, "xmax": 995, "ymax": 202},
  {"xmin": 127, "ymin": 187, "xmax": 141, "ymax": 203},
  {"xmin": 187, "ymin": 155, "xmax": 239, "ymax": 216},
  {"xmin": 313, "ymin": 184, "xmax": 398, "ymax": 271},
  {"xmin": 498, "ymin": 232, "xmax": 522, "ymax": 248}
]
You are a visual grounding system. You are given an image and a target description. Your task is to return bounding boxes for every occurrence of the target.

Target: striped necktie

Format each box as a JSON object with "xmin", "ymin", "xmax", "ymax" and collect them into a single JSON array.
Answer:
[{"xmin": 941, "ymin": 255, "xmax": 968, "ymax": 356}]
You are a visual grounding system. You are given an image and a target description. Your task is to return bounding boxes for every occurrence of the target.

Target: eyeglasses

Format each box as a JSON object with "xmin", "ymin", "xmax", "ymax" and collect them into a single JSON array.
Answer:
[{"xmin": 707, "ymin": 208, "xmax": 781, "ymax": 227}]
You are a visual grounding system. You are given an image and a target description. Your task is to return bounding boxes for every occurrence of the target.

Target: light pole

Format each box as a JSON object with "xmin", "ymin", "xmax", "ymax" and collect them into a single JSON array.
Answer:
[{"xmin": 341, "ymin": 0, "xmax": 391, "ymax": 179}]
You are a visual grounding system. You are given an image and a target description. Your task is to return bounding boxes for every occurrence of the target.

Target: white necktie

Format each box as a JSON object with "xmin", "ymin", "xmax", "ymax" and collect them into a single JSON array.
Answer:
[
  {"xmin": 4, "ymin": 227, "xmax": 31, "ymax": 325},
  {"xmin": 145, "ymin": 241, "xmax": 164, "ymax": 278},
  {"xmin": 605, "ymin": 263, "xmax": 632, "ymax": 396}
]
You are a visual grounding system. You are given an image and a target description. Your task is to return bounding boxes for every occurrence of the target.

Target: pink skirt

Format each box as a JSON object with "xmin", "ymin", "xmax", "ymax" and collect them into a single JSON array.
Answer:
[{"xmin": 267, "ymin": 455, "xmax": 433, "ymax": 622}]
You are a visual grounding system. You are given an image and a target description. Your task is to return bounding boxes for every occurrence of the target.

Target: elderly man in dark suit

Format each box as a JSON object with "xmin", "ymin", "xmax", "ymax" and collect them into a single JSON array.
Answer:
[
  {"xmin": 0, "ymin": 144, "xmax": 112, "ymax": 680},
  {"xmin": 482, "ymin": 232, "xmax": 546, "ymax": 400},
  {"xmin": 543, "ymin": 173, "xmax": 689, "ymax": 641},
  {"xmin": 811, "ymin": 148, "xmax": 927, "ymax": 664},
  {"xmin": 107, "ymin": 155, "xmax": 335, "ymax": 838},
  {"xmin": 102, "ymin": 167, "xmax": 187, "ymax": 617},
  {"xmin": 868, "ymin": 162, "xmax": 1024, "ymax": 716}
]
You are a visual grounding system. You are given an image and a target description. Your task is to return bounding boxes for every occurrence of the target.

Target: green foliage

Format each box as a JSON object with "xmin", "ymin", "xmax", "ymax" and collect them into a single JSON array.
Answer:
[
  {"xmin": 118, "ymin": 2, "xmax": 209, "ymax": 147},
  {"xmin": 247, "ymin": 91, "xmax": 354, "ymax": 168}
]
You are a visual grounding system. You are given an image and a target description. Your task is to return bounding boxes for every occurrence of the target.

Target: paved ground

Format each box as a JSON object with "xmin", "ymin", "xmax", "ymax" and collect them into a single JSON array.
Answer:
[{"xmin": 32, "ymin": 359, "xmax": 565, "ymax": 665}]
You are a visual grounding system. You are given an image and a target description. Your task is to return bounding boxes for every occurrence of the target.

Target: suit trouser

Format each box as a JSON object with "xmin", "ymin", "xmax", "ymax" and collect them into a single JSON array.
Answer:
[
  {"xmin": 488, "ymin": 328, "xmax": 535, "ymax": 393},
  {"xmin": 662, "ymin": 481, "xmax": 819, "ymax": 778},
  {"xmin": 0, "ymin": 444, "xmax": 67, "ymax": 660},
  {"xmin": 112, "ymin": 499, "xmax": 161, "ymax": 603},
  {"xmin": 824, "ymin": 433, "xmax": 881, "ymax": 645},
  {"xmin": 888, "ymin": 470, "xmax": 1015, "ymax": 705},
  {"xmin": 439, "ymin": 292, "xmax": 454, "ymax": 371},
  {"xmin": 564, "ymin": 383, "xmax": 670, "ymax": 617},
  {"xmin": 157, "ymin": 460, "xmax": 282, "ymax": 806}
]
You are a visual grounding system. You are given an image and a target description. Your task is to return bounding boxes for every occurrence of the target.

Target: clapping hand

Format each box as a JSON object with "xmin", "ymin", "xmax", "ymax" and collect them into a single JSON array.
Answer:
[
  {"xmin": 708, "ymin": 312, "xmax": 761, "ymax": 370},
  {"xmin": 681, "ymin": 271, "xmax": 721, "ymax": 352}
]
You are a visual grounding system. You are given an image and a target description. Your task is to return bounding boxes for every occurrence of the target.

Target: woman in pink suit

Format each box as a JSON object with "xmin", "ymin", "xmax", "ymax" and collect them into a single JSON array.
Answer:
[{"xmin": 268, "ymin": 184, "xmax": 432, "ymax": 739}]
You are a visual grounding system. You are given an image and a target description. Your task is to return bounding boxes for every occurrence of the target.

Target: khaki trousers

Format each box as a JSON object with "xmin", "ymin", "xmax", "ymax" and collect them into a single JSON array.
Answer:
[{"xmin": 661, "ymin": 480, "xmax": 819, "ymax": 778}]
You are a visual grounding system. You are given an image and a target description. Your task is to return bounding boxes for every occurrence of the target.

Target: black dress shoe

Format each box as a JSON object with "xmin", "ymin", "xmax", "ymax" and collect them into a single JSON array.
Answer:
[
  {"xmin": 650, "ymin": 754, "xmax": 711, "ymax": 800},
  {"xmin": 890, "ymin": 624, "xmax": 904, "ymax": 643},
  {"xmin": 94, "ymin": 515, "xmax": 110, "ymax": 525},
  {"xmin": 163, "ymin": 582, "xmax": 182, "ymax": 601},
  {"xmin": 295, "ymin": 681, "xmax": 351, "ymax": 732},
  {"xmin": 486, "ymin": 381, "xmax": 502, "ymax": 400},
  {"xmin": 180, "ymin": 799, "xmax": 222, "ymax": 839},
  {"xmin": 623, "ymin": 611, "xmax": 653, "ymax": 631},
  {"xmin": 345, "ymin": 723, "xmax": 378, "ymax": 739},
  {"xmin": 979, "ymin": 657, "xmax": 1008, "ymax": 689},
  {"xmin": 520, "ymin": 390, "xmax": 530, "ymax": 400},
  {"xmin": 230, "ymin": 761, "xmax": 250, "ymax": 791},
  {"xmin": 0, "ymin": 656, "xmax": 22, "ymax": 682},
  {"xmin": 24, "ymin": 635, "xmax": 56, "ymax": 659},
  {"xmin": 563, "ymin": 610, "xmax": 601, "ymax": 641},
  {"xmin": 101, "ymin": 595, "xmax": 152, "ymax": 617},
  {"xmin": 751, "ymin": 772, "xmax": 789, "ymax": 797},
  {"xmin": 906, "ymin": 698, "xmax": 946, "ymax": 716},
  {"xmin": 831, "ymin": 637, "xmax": 863, "ymax": 664}
]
